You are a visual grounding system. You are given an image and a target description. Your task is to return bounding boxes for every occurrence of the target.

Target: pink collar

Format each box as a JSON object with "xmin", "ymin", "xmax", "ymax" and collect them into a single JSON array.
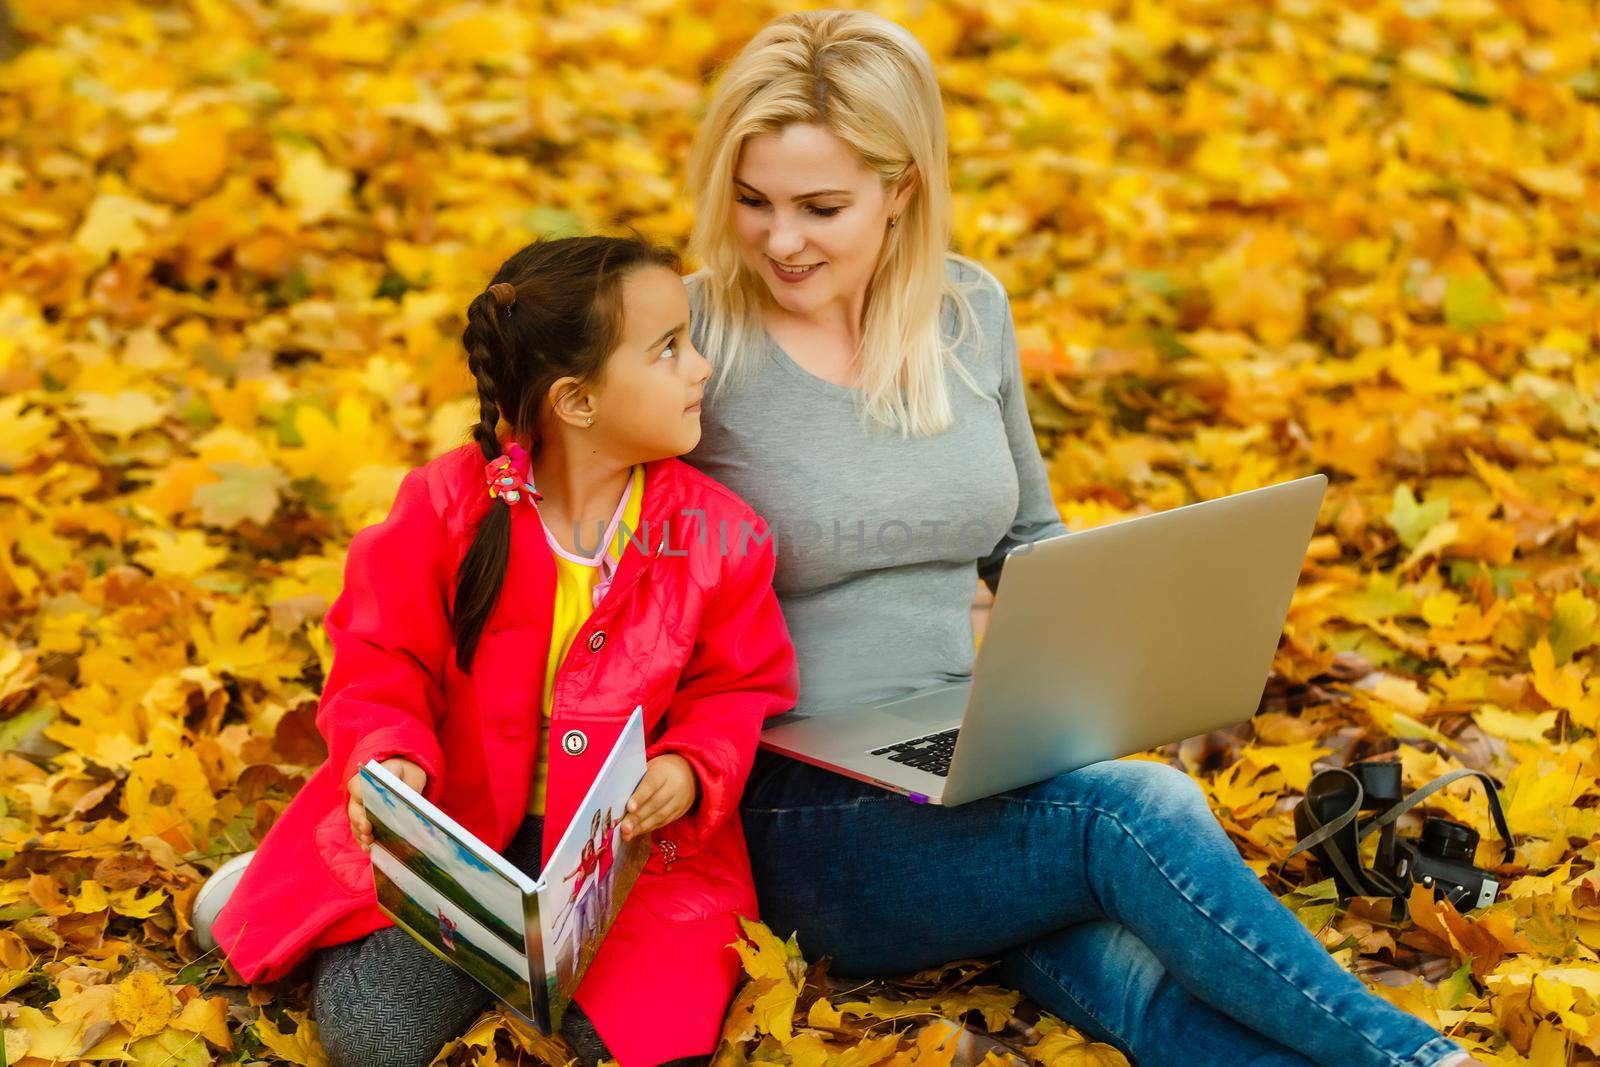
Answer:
[{"xmin": 538, "ymin": 468, "xmax": 638, "ymax": 608}]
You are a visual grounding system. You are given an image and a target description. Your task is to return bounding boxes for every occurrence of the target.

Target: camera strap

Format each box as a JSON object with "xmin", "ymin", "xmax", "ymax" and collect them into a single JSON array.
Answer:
[
  {"xmin": 1358, "ymin": 768, "xmax": 1513, "ymax": 865},
  {"xmin": 1288, "ymin": 768, "xmax": 1408, "ymax": 898},
  {"xmin": 1286, "ymin": 765, "xmax": 1513, "ymax": 910}
]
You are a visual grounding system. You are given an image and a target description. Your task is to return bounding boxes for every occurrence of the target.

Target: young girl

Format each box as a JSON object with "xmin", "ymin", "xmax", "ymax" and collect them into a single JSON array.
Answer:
[{"xmin": 203, "ymin": 235, "xmax": 800, "ymax": 1067}]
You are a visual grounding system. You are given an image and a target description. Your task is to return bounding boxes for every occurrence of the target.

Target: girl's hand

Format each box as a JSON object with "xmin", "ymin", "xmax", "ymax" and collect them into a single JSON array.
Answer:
[
  {"xmin": 347, "ymin": 757, "xmax": 427, "ymax": 853},
  {"xmin": 619, "ymin": 754, "xmax": 698, "ymax": 842}
]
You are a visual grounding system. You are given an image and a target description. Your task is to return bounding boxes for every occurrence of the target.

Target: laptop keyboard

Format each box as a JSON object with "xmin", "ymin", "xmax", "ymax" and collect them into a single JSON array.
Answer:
[{"xmin": 870, "ymin": 728, "xmax": 960, "ymax": 777}]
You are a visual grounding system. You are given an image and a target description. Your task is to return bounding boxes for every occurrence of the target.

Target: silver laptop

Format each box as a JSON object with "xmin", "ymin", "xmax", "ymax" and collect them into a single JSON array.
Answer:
[{"xmin": 758, "ymin": 473, "xmax": 1328, "ymax": 806}]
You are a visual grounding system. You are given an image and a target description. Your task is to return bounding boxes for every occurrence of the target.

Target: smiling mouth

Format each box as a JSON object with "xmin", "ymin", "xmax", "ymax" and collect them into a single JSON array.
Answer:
[{"xmin": 769, "ymin": 257, "xmax": 822, "ymax": 277}]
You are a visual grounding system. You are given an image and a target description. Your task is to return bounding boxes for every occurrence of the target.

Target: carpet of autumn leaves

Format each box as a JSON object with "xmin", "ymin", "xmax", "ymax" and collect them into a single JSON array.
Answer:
[{"xmin": 1, "ymin": 0, "xmax": 1598, "ymax": 1063}]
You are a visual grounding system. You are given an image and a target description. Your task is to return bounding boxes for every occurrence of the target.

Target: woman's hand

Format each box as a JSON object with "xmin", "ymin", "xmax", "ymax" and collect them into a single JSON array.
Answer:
[
  {"xmin": 619, "ymin": 754, "xmax": 699, "ymax": 842},
  {"xmin": 347, "ymin": 757, "xmax": 427, "ymax": 853}
]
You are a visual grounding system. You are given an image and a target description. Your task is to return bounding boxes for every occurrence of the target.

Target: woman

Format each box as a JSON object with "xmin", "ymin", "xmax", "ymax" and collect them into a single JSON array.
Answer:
[{"xmin": 678, "ymin": 11, "xmax": 1480, "ymax": 1067}]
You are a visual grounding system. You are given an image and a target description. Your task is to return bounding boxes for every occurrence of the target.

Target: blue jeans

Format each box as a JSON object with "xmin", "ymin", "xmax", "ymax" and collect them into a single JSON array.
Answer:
[{"xmin": 739, "ymin": 753, "xmax": 1466, "ymax": 1067}]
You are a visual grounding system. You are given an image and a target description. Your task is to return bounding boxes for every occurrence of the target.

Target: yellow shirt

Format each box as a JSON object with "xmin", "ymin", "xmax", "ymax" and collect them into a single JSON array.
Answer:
[{"xmin": 528, "ymin": 464, "xmax": 645, "ymax": 815}]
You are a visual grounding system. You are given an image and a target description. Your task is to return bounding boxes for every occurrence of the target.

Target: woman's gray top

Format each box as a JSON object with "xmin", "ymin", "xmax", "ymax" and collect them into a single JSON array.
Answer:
[{"xmin": 681, "ymin": 257, "xmax": 1068, "ymax": 715}]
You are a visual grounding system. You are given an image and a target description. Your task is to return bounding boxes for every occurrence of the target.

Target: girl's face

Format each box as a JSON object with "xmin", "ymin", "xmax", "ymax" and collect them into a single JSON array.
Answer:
[
  {"xmin": 585, "ymin": 266, "xmax": 711, "ymax": 463},
  {"xmin": 731, "ymin": 123, "xmax": 912, "ymax": 321}
]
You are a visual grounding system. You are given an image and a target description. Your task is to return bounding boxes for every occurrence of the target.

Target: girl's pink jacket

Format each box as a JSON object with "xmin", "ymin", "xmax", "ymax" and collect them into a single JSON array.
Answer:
[{"xmin": 213, "ymin": 443, "xmax": 800, "ymax": 1065}]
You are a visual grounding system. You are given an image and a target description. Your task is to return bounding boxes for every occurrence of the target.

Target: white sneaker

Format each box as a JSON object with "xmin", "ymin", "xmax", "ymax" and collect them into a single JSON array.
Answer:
[{"xmin": 191, "ymin": 850, "xmax": 255, "ymax": 953}]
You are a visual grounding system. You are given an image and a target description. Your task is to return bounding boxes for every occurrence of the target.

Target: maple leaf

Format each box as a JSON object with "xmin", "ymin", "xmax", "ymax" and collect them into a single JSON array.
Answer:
[
  {"xmin": 113, "ymin": 971, "xmax": 174, "ymax": 1038},
  {"xmin": 171, "ymin": 998, "xmax": 232, "ymax": 1055},
  {"xmin": 274, "ymin": 141, "xmax": 353, "ymax": 224},
  {"xmin": 132, "ymin": 528, "xmax": 231, "ymax": 579},
  {"xmin": 188, "ymin": 600, "xmax": 300, "ymax": 688},
  {"xmin": 255, "ymin": 1010, "xmax": 332, "ymax": 1067},
  {"xmin": 732, "ymin": 915, "xmax": 807, "ymax": 989},
  {"xmin": 1386, "ymin": 486, "xmax": 1450, "ymax": 551},
  {"xmin": 1023, "ymin": 1017, "xmax": 1128, "ymax": 1066},
  {"xmin": 1443, "ymin": 274, "xmax": 1505, "ymax": 332},
  {"xmin": 124, "ymin": 749, "xmax": 218, "ymax": 848},
  {"xmin": 73, "ymin": 389, "xmax": 170, "ymax": 440},
  {"xmin": 128, "ymin": 1029, "xmax": 213, "ymax": 1067},
  {"xmin": 278, "ymin": 394, "xmax": 387, "ymax": 490},
  {"xmin": 192, "ymin": 460, "xmax": 290, "ymax": 528},
  {"xmin": 1547, "ymin": 588, "xmax": 1599, "ymax": 665},
  {"xmin": 0, "ymin": 394, "xmax": 57, "ymax": 468},
  {"xmin": 73, "ymin": 193, "xmax": 173, "ymax": 263}
]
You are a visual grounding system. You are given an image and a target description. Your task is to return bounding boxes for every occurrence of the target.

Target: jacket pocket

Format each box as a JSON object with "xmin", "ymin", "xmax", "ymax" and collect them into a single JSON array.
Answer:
[
  {"xmin": 632, "ymin": 857, "xmax": 753, "ymax": 923},
  {"xmin": 643, "ymin": 813, "xmax": 704, "ymax": 871},
  {"xmin": 313, "ymin": 802, "xmax": 373, "ymax": 896}
]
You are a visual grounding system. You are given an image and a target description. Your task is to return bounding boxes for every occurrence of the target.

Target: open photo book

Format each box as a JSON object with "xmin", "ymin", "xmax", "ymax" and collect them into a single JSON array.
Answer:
[{"xmin": 358, "ymin": 706, "xmax": 650, "ymax": 1034}]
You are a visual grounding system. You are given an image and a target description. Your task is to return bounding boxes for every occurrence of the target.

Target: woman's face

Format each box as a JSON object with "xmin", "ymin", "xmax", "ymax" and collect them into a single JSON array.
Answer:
[
  {"xmin": 582, "ymin": 265, "xmax": 711, "ymax": 463},
  {"xmin": 731, "ymin": 123, "xmax": 909, "ymax": 320}
]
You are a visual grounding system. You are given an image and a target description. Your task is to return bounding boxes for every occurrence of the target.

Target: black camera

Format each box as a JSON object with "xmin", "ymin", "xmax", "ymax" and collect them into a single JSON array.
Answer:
[
  {"xmin": 1395, "ymin": 815, "xmax": 1500, "ymax": 912},
  {"xmin": 1289, "ymin": 758, "xmax": 1510, "ymax": 916}
]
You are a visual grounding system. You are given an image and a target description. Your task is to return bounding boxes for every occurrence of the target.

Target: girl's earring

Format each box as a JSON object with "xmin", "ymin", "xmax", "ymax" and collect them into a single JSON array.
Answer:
[
  {"xmin": 585, "ymin": 416, "xmax": 594, "ymax": 426},
  {"xmin": 888, "ymin": 215, "xmax": 899, "ymax": 229}
]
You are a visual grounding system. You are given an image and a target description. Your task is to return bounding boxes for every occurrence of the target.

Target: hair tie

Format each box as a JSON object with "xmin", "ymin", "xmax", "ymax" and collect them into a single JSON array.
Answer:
[
  {"xmin": 485, "ymin": 442, "xmax": 542, "ymax": 507},
  {"xmin": 487, "ymin": 281, "xmax": 517, "ymax": 312}
]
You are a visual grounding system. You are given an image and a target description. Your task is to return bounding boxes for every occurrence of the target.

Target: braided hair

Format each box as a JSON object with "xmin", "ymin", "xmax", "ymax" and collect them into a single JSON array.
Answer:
[{"xmin": 452, "ymin": 235, "xmax": 682, "ymax": 672}]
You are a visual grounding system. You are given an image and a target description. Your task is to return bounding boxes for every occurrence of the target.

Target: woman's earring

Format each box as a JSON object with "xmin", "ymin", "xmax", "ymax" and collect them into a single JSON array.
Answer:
[
  {"xmin": 585, "ymin": 416, "xmax": 594, "ymax": 426},
  {"xmin": 888, "ymin": 215, "xmax": 899, "ymax": 229}
]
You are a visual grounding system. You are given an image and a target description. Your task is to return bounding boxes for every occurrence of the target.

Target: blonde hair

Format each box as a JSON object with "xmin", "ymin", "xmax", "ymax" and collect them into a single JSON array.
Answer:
[{"xmin": 686, "ymin": 9, "xmax": 985, "ymax": 438}]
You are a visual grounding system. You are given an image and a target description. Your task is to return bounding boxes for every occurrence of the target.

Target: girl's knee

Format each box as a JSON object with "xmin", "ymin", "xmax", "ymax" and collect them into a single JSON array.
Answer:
[
  {"xmin": 315, "ymin": 1010, "xmax": 448, "ymax": 1067},
  {"xmin": 311, "ymin": 933, "xmax": 484, "ymax": 1067}
]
